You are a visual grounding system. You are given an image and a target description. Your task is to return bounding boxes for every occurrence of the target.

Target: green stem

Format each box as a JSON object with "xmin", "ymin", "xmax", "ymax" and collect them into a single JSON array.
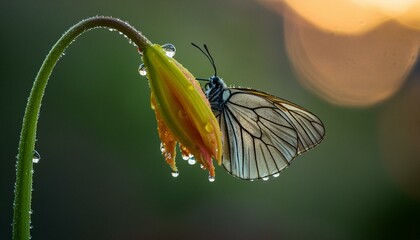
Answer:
[{"xmin": 13, "ymin": 16, "xmax": 152, "ymax": 240}]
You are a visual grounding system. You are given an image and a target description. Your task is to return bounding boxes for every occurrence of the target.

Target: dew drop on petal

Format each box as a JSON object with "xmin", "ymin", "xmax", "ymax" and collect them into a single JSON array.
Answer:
[
  {"xmin": 32, "ymin": 150, "xmax": 40, "ymax": 164},
  {"xmin": 161, "ymin": 43, "xmax": 176, "ymax": 58},
  {"xmin": 171, "ymin": 170, "xmax": 179, "ymax": 178},
  {"xmin": 138, "ymin": 63, "xmax": 147, "ymax": 76},
  {"xmin": 182, "ymin": 154, "xmax": 189, "ymax": 160},
  {"xmin": 208, "ymin": 175, "xmax": 215, "ymax": 182},
  {"xmin": 262, "ymin": 176, "xmax": 269, "ymax": 181},
  {"xmin": 160, "ymin": 143, "xmax": 165, "ymax": 153},
  {"xmin": 205, "ymin": 122, "xmax": 214, "ymax": 133},
  {"xmin": 178, "ymin": 110, "xmax": 187, "ymax": 119},
  {"xmin": 200, "ymin": 164, "xmax": 206, "ymax": 170},
  {"xmin": 273, "ymin": 173, "xmax": 280, "ymax": 178}
]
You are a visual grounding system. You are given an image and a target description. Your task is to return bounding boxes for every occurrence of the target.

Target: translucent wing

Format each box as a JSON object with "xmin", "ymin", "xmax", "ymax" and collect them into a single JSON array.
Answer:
[{"xmin": 214, "ymin": 88, "xmax": 325, "ymax": 180}]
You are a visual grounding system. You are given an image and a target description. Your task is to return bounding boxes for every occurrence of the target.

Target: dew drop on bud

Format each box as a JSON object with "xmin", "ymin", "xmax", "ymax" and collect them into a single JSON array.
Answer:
[
  {"xmin": 138, "ymin": 63, "xmax": 147, "ymax": 76},
  {"xmin": 273, "ymin": 173, "xmax": 280, "ymax": 178},
  {"xmin": 32, "ymin": 150, "xmax": 40, "ymax": 164},
  {"xmin": 205, "ymin": 122, "xmax": 213, "ymax": 133},
  {"xmin": 262, "ymin": 176, "xmax": 269, "ymax": 181},
  {"xmin": 171, "ymin": 170, "xmax": 179, "ymax": 178},
  {"xmin": 161, "ymin": 43, "xmax": 176, "ymax": 58},
  {"xmin": 208, "ymin": 175, "xmax": 215, "ymax": 182}
]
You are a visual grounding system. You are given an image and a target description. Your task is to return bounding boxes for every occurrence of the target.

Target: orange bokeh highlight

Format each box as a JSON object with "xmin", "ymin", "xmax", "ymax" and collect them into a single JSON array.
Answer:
[
  {"xmin": 261, "ymin": 0, "xmax": 420, "ymax": 34},
  {"xmin": 379, "ymin": 80, "xmax": 420, "ymax": 201},
  {"xmin": 283, "ymin": 8, "xmax": 419, "ymax": 107}
]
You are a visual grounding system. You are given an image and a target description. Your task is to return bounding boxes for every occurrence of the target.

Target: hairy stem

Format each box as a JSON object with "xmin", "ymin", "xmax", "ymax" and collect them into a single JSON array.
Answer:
[{"xmin": 13, "ymin": 16, "xmax": 151, "ymax": 240}]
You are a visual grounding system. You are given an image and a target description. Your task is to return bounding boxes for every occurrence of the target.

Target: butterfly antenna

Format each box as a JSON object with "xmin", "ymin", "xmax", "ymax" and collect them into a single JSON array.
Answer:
[{"xmin": 191, "ymin": 42, "xmax": 218, "ymax": 77}]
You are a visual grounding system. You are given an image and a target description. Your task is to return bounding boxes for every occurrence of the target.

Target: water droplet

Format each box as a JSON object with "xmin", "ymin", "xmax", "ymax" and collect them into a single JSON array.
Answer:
[
  {"xmin": 32, "ymin": 150, "xmax": 40, "ymax": 163},
  {"xmin": 205, "ymin": 123, "xmax": 214, "ymax": 133},
  {"xmin": 273, "ymin": 173, "xmax": 280, "ymax": 178},
  {"xmin": 160, "ymin": 143, "xmax": 165, "ymax": 153},
  {"xmin": 178, "ymin": 110, "xmax": 187, "ymax": 119},
  {"xmin": 162, "ymin": 43, "xmax": 176, "ymax": 58},
  {"xmin": 262, "ymin": 176, "xmax": 269, "ymax": 181},
  {"xmin": 200, "ymin": 164, "xmax": 206, "ymax": 169},
  {"xmin": 138, "ymin": 63, "xmax": 147, "ymax": 76},
  {"xmin": 208, "ymin": 175, "xmax": 215, "ymax": 182},
  {"xmin": 171, "ymin": 170, "xmax": 179, "ymax": 177},
  {"xmin": 188, "ymin": 158, "xmax": 196, "ymax": 165},
  {"xmin": 182, "ymin": 154, "xmax": 189, "ymax": 160}
]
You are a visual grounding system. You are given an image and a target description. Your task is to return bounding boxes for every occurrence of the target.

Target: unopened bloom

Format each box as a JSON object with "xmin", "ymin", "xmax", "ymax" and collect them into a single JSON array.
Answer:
[{"xmin": 142, "ymin": 44, "xmax": 222, "ymax": 178}]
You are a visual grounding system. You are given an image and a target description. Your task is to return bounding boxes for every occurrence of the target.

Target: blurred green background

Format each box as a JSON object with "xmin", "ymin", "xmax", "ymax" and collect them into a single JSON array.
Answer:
[{"xmin": 1, "ymin": 0, "xmax": 420, "ymax": 239}]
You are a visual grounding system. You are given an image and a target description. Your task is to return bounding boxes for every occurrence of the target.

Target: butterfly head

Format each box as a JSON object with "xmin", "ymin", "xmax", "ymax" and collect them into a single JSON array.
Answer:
[{"xmin": 205, "ymin": 75, "xmax": 226, "ymax": 91}]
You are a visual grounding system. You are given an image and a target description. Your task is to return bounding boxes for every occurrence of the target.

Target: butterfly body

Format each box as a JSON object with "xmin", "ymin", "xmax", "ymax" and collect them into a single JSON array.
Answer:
[{"xmin": 193, "ymin": 43, "xmax": 325, "ymax": 180}]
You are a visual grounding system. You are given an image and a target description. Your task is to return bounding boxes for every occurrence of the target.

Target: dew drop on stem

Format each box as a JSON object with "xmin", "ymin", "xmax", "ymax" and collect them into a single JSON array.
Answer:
[{"xmin": 32, "ymin": 150, "xmax": 40, "ymax": 163}]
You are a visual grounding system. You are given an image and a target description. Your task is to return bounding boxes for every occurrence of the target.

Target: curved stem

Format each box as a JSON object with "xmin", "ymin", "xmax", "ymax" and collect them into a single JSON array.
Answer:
[{"xmin": 13, "ymin": 16, "xmax": 152, "ymax": 240}]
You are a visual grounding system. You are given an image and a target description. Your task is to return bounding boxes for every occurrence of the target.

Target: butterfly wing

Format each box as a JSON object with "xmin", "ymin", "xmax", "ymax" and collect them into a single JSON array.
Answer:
[{"xmin": 214, "ymin": 88, "xmax": 325, "ymax": 180}]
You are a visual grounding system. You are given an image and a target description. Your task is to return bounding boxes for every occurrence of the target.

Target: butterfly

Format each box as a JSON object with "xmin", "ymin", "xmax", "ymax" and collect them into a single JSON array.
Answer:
[{"xmin": 192, "ymin": 43, "xmax": 325, "ymax": 181}]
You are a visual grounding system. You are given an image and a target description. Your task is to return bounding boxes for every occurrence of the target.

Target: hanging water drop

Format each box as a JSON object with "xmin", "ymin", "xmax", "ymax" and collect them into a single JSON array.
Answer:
[
  {"xmin": 200, "ymin": 164, "xmax": 206, "ymax": 170},
  {"xmin": 160, "ymin": 143, "xmax": 165, "ymax": 153},
  {"xmin": 171, "ymin": 170, "xmax": 179, "ymax": 178},
  {"xmin": 262, "ymin": 176, "xmax": 269, "ymax": 181},
  {"xmin": 161, "ymin": 43, "xmax": 176, "ymax": 58},
  {"xmin": 32, "ymin": 150, "xmax": 40, "ymax": 163},
  {"xmin": 181, "ymin": 154, "xmax": 189, "ymax": 160},
  {"xmin": 188, "ymin": 158, "xmax": 196, "ymax": 165},
  {"xmin": 208, "ymin": 175, "xmax": 215, "ymax": 182},
  {"xmin": 138, "ymin": 63, "xmax": 147, "ymax": 76},
  {"xmin": 273, "ymin": 173, "xmax": 280, "ymax": 178}
]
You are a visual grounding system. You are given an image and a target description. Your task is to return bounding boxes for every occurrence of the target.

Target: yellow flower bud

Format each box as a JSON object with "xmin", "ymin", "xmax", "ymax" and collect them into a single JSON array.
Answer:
[{"xmin": 142, "ymin": 44, "xmax": 222, "ymax": 177}]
